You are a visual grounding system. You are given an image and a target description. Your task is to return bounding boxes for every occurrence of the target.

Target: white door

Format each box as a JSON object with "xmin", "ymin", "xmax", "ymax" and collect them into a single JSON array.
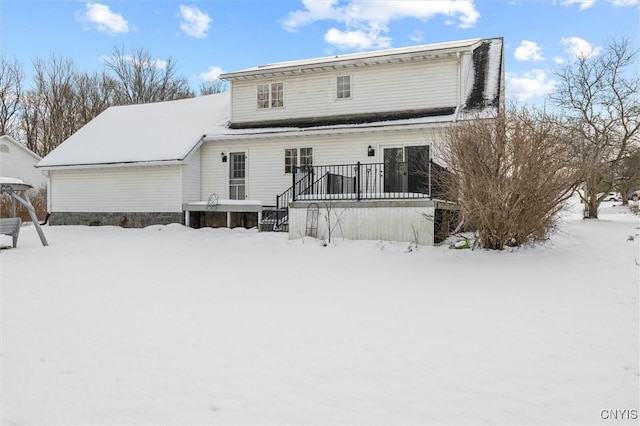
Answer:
[{"xmin": 229, "ymin": 152, "xmax": 246, "ymax": 199}]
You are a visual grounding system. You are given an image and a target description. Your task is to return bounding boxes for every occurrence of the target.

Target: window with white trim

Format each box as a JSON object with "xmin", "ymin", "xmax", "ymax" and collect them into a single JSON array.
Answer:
[
  {"xmin": 285, "ymin": 147, "xmax": 313, "ymax": 173},
  {"xmin": 337, "ymin": 75, "xmax": 351, "ymax": 99},
  {"xmin": 257, "ymin": 82, "xmax": 284, "ymax": 109}
]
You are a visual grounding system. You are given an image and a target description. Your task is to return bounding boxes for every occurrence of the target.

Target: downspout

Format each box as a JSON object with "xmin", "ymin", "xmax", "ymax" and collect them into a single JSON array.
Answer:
[
  {"xmin": 45, "ymin": 170, "xmax": 52, "ymax": 215},
  {"xmin": 41, "ymin": 168, "xmax": 52, "ymax": 225},
  {"xmin": 453, "ymin": 51, "xmax": 462, "ymax": 122}
]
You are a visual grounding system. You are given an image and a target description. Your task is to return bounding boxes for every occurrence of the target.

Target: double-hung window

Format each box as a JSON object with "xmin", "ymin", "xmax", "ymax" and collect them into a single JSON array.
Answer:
[
  {"xmin": 285, "ymin": 147, "xmax": 313, "ymax": 173},
  {"xmin": 257, "ymin": 82, "xmax": 284, "ymax": 109},
  {"xmin": 337, "ymin": 75, "xmax": 351, "ymax": 99}
]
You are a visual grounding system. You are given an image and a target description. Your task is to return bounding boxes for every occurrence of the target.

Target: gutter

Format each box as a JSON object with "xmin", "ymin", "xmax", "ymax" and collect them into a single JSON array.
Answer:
[{"xmin": 36, "ymin": 158, "xmax": 184, "ymax": 171}]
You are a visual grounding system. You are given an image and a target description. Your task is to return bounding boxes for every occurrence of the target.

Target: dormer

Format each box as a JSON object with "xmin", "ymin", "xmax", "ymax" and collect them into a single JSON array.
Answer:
[{"xmin": 219, "ymin": 37, "xmax": 503, "ymax": 129}]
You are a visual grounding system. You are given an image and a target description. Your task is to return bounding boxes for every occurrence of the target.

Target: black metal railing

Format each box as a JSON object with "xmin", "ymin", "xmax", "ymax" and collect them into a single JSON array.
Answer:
[
  {"xmin": 276, "ymin": 170, "xmax": 316, "ymax": 210},
  {"xmin": 274, "ymin": 161, "xmax": 451, "ymax": 207}
]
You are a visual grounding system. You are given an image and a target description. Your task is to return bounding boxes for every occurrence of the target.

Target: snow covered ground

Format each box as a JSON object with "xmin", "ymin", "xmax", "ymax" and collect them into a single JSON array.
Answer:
[{"xmin": 1, "ymin": 199, "xmax": 639, "ymax": 425}]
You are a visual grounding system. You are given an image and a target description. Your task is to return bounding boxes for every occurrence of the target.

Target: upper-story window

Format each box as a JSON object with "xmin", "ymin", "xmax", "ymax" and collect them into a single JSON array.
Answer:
[
  {"xmin": 257, "ymin": 82, "xmax": 284, "ymax": 109},
  {"xmin": 337, "ymin": 75, "xmax": 351, "ymax": 99}
]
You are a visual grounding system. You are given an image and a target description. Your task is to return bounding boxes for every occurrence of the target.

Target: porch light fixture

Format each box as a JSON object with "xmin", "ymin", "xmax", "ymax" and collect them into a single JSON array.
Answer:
[
  {"xmin": 221, "ymin": 152, "xmax": 227, "ymax": 162},
  {"xmin": 367, "ymin": 145, "xmax": 375, "ymax": 157}
]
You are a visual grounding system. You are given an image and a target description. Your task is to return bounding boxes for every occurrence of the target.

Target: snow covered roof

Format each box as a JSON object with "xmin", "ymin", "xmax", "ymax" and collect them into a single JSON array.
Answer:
[
  {"xmin": 0, "ymin": 135, "xmax": 41, "ymax": 160},
  {"xmin": 37, "ymin": 38, "xmax": 503, "ymax": 169},
  {"xmin": 463, "ymin": 38, "xmax": 503, "ymax": 111},
  {"xmin": 0, "ymin": 176, "xmax": 32, "ymax": 190},
  {"xmin": 221, "ymin": 38, "xmax": 482, "ymax": 80},
  {"xmin": 37, "ymin": 93, "xmax": 231, "ymax": 168},
  {"xmin": 0, "ymin": 176, "xmax": 29, "ymax": 186}
]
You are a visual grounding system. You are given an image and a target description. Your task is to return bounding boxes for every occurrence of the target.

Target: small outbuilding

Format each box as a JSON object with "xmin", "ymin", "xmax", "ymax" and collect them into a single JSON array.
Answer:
[{"xmin": 0, "ymin": 135, "xmax": 46, "ymax": 189}]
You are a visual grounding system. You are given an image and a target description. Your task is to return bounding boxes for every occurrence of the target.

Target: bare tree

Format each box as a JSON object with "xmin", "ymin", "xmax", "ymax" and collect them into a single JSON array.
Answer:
[
  {"xmin": 615, "ymin": 145, "xmax": 640, "ymax": 205},
  {"xmin": 436, "ymin": 106, "xmax": 582, "ymax": 250},
  {"xmin": 18, "ymin": 56, "xmax": 112, "ymax": 156},
  {"xmin": 74, "ymin": 71, "xmax": 117, "ymax": 126},
  {"xmin": 103, "ymin": 45, "xmax": 194, "ymax": 105},
  {"xmin": 20, "ymin": 90, "xmax": 45, "ymax": 155},
  {"xmin": 24, "ymin": 56, "xmax": 82, "ymax": 156},
  {"xmin": 199, "ymin": 79, "xmax": 228, "ymax": 96},
  {"xmin": 6, "ymin": 46, "xmax": 196, "ymax": 157},
  {"xmin": 549, "ymin": 37, "xmax": 640, "ymax": 218},
  {"xmin": 0, "ymin": 56, "xmax": 24, "ymax": 137}
]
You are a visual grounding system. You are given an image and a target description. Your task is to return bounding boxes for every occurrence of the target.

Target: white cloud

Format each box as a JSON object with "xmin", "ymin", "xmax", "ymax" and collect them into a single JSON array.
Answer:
[
  {"xmin": 153, "ymin": 59, "xmax": 168, "ymax": 69},
  {"xmin": 506, "ymin": 69, "xmax": 556, "ymax": 101},
  {"xmin": 554, "ymin": 56, "xmax": 566, "ymax": 64},
  {"xmin": 282, "ymin": 0, "xmax": 480, "ymax": 50},
  {"xmin": 561, "ymin": 36, "xmax": 601, "ymax": 59},
  {"xmin": 514, "ymin": 40, "xmax": 544, "ymax": 61},
  {"xmin": 179, "ymin": 5, "xmax": 212, "ymax": 38},
  {"xmin": 199, "ymin": 66, "xmax": 224, "ymax": 81},
  {"xmin": 324, "ymin": 28, "xmax": 392, "ymax": 50},
  {"xmin": 76, "ymin": 3, "xmax": 129, "ymax": 34},
  {"xmin": 560, "ymin": 0, "xmax": 596, "ymax": 10},
  {"xmin": 559, "ymin": 0, "xmax": 638, "ymax": 8}
]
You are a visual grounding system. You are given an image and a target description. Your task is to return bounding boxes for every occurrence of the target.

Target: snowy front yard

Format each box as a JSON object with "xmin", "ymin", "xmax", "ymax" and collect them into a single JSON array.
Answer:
[{"xmin": 1, "ymin": 201, "xmax": 639, "ymax": 425}]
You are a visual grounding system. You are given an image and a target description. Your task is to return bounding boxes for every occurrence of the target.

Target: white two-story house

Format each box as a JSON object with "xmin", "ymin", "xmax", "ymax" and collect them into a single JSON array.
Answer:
[{"xmin": 37, "ymin": 37, "xmax": 504, "ymax": 244}]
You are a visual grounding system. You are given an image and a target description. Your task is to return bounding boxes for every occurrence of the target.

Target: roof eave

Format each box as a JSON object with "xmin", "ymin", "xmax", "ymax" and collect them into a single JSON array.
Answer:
[
  {"xmin": 220, "ymin": 39, "xmax": 482, "ymax": 81},
  {"xmin": 36, "ymin": 158, "xmax": 185, "ymax": 171},
  {"xmin": 204, "ymin": 116, "xmax": 456, "ymax": 142}
]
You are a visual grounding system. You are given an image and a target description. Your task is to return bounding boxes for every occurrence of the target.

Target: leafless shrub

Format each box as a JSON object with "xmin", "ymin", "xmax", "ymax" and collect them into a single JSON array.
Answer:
[
  {"xmin": 319, "ymin": 201, "xmax": 347, "ymax": 244},
  {"xmin": 0, "ymin": 185, "xmax": 47, "ymax": 222},
  {"xmin": 436, "ymin": 106, "xmax": 582, "ymax": 250}
]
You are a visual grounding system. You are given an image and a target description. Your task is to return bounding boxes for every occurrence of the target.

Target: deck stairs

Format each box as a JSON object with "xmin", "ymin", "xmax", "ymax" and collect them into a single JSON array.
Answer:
[{"xmin": 260, "ymin": 208, "xmax": 288, "ymax": 232}]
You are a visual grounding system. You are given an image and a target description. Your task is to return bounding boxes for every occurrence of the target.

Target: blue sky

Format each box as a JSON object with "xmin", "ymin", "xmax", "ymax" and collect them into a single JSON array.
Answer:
[{"xmin": 1, "ymin": 0, "xmax": 638, "ymax": 103}]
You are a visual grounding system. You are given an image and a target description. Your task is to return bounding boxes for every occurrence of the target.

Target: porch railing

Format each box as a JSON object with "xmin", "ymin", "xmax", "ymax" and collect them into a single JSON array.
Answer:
[{"xmin": 275, "ymin": 160, "xmax": 450, "ymax": 208}]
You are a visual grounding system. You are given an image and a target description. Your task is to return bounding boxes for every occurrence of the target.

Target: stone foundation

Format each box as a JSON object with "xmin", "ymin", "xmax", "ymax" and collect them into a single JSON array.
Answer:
[{"xmin": 49, "ymin": 212, "xmax": 184, "ymax": 228}]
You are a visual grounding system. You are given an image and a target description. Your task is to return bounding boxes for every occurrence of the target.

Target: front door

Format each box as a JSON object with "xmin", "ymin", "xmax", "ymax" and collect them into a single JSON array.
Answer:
[{"xmin": 229, "ymin": 152, "xmax": 246, "ymax": 200}]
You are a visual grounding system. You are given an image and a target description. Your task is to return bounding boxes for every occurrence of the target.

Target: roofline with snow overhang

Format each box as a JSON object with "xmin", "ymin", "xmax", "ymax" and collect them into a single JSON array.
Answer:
[{"xmin": 220, "ymin": 38, "xmax": 483, "ymax": 81}]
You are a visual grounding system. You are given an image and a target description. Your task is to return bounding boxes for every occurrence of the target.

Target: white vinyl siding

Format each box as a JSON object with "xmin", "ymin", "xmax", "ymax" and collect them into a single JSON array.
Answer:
[
  {"xmin": 49, "ymin": 165, "xmax": 182, "ymax": 212},
  {"xmin": 201, "ymin": 127, "xmax": 438, "ymax": 206},
  {"xmin": 0, "ymin": 141, "xmax": 46, "ymax": 189},
  {"xmin": 288, "ymin": 204, "xmax": 435, "ymax": 245},
  {"xmin": 181, "ymin": 149, "xmax": 201, "ymax": 204},
  {"xmin": 229, "ymin": 58, "xmax": 458, "ymax": 124}
]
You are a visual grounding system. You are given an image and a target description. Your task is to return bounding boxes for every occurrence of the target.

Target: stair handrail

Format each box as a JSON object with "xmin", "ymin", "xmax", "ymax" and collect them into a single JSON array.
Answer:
[{"xmin": 275, "ymin": 167, "xmax": 324, "ymax": 209}]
